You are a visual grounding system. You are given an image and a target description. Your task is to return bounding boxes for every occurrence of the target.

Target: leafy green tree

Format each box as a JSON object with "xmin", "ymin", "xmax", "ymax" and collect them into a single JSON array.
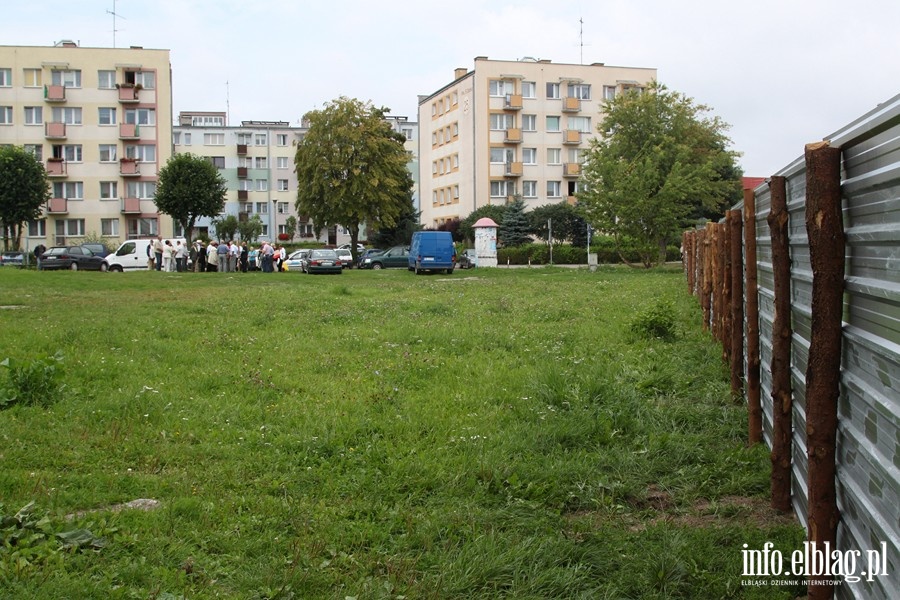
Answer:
[
  {"xmin": 459, "ymin": 204, "xmax": 508, "ymax": 242},
  {"xmin": 237, "ymin": 214, "xmax": 264, "ymax": 243},
  {"xmin": 529, "ymin": 202, "xmax": 588, "ymax": 245},
  {"xmin": 579, "ymin": 82, "xmax": 741, "ymax": 267},
  {"xmin": 295, "ymin": 97, "xmax": 414, "ymax": 263},
  {"xmin": 0, "ymin": 146, "xmax": 49, "ymax": 251},
  {"xmin": 498, "ymin": 197, "xmax": 531, "ymax": 247},
  {"xmin": 368, "ymin": 197, "xmax": 421, "ymax": 248},
  {"xmin": 154, "ymin": 153, "xmax": 227, "ymax": 243},
  {"xmin": 284, "ymin": 215, "xmax": 297, "ymax": 241},
  {"xmin": 211, "ymin": 214, "xmax": 239, "ymax": 241}
]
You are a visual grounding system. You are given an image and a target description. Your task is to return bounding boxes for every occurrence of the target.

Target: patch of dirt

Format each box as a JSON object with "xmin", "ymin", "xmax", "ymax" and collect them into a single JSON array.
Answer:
[{"xmin": 65, "ymin": 498, "xmax": 161, "ymax": 521}]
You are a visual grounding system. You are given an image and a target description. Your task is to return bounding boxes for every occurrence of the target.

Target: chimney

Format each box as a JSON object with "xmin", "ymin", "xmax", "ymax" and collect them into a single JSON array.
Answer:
[{"xmin": 454, "ymin": 68, "xmax": 468, "ymax": 80}]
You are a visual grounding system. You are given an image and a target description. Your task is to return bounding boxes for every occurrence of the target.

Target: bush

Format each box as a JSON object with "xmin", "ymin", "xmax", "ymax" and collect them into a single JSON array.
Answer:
[
  {"xmin": 0, "ymin": 352, "xmax": 65, "ymax": 409},
  {"xmin": 630, "ymin": 300, "xmax": 678, "ymax": 341},
  {"xmin": 496, "ymin": 243, "xmax": 587, "ymax": 265}
]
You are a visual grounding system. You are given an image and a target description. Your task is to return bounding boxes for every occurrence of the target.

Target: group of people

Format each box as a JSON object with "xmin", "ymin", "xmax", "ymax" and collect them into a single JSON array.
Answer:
[{"xmin": 146, "ymin": 236, "xmax": 287, "ymax": 273}]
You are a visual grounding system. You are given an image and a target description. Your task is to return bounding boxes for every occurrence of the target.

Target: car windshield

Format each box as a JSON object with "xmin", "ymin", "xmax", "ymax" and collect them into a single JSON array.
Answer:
[{"xmin": 311, "ymin": 250, "xmax": 337, "ymax": 258}]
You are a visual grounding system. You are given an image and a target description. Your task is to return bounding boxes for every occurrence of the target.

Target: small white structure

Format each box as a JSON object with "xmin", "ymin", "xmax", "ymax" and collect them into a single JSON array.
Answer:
[{"xmin": 473, "ymin": 217, "xmax": 499, "ymax": 267}]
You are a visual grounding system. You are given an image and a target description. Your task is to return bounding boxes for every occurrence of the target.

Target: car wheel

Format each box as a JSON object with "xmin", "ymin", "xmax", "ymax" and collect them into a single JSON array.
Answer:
[
  {"xmin": 111, "ymin": 265, "xmax": 123, "ymax": 272},
  {"xmin": 100, "ymin": 263, "xmax": 108, "ymax": 272},
  {"xmin": 70, "ymin": 262, "xmax": 78, "ymax": 271},
  {"xmin": 446, "ymin": 268, "xmax": 454, "ymax": 274},
  {"xmin": 372, "ymin": 263, "xmax": 383, "ymax": 270}
]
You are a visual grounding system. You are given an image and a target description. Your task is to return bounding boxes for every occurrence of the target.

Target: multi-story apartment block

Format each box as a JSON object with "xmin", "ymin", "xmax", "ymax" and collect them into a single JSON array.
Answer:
[
  {"xmin": 173, "ymin": 112, "xmax": 310, "ymax": 242},
  {"xmin": 0, "ymin": 41, "xmax": 173, "ymax": 246},
  {"xmin": 417, "ymin": 56, "xmax": 657, "ymax": 228},
  {"xmin": 385, "ymin": 115, "xmax": 419, "ymax": 212}
]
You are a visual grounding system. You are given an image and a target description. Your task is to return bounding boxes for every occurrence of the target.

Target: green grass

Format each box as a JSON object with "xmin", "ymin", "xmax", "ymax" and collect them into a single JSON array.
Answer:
[{"xmin": 0, "ymin": 266, "xmax": 804, "ymax": 599}]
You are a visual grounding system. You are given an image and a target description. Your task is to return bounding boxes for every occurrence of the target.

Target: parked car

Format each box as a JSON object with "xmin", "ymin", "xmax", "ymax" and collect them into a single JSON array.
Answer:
[
  {"xmin": 305, "ymin": 249, "xmax": 343, "ymax": 274},
  {"xmin": 283, "ymin": 249, "xmax": 310, "ymax": 272},
  {"xmin": 409, "ymin": 231, "xmax": 456, "ymax": 274},
  {"xmin": 359, "ymin": 246, "xmax": 409, "ymax": 269},
  {"xmin": 0, "ymin": 251, "xmax": 25, "ymax": 268},
  {"xmin": 334, "ymin": 247, "xmax": 354, "ymax": 268},
  {"xmin": 356, "ymin": 248, "xmax": 384, "ymax": 268},
  {"xmin": 80, "ymin": 243, "xmax": 110, "ymax": 258},
  {"xmin": 458, "ymin": 248, "xmax": 478, "ymax": 269},
  {"xmin": 103, "ymin": 238, "xmax": 187, "ymax": 272},
  {"xmin": 337, "ymin": 242, "xmax": 366, "ymax": 254},
  {"xmin": 39, "ymin": 246, "xmax": 107, "ymax": 271}
]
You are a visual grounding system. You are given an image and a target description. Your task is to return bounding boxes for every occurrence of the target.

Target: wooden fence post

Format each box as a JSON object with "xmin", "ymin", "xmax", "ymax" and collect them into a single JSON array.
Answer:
[
  {"xmin": 804, "ymin": 142, "xmax": 844, "ymax": 599},
  {"xmin": 728, "ymin": 209, "xmax": 744, "ymax": 399},
  {"xmin": 721, "ymin": 219, "xmax": 732, "ymax": 362},
  {"xmin": 743, "ymin": 190, "xmax": 761, "ymax": 444},
  {"xmin": 768, "ymin": 175, "xmax": 793, "ymax": 512},
  {"xmin": 701, "ymin": 227, "xmax": 712, "ymax": 332}
]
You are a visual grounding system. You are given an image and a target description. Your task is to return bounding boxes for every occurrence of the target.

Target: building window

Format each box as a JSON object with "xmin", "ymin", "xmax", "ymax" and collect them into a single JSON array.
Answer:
[
  {"xmin": 124, "ymin": 70, "xmax": 155, "ymax": 89},
  {"xmin": 453, "ymin": 154, "xmax": 459, "ymax": 169},
  {"xmin": 100, "ymin": 181, "xmax": 118, "ymax": 199},
  {"xmin": 237, "ymin": 133, "xmax": 252, "ymax": 145},
  {"xmin": 192, "ymin": 115, "xmax": 224, "ymax": 127},
  {"xmin": 568, "ymin": 147, "xmax": 585, "ymax": 163},
  {"xmin": 183, "ymin": 133, "xmax": 192, "ymax": 146},
  {"xmin": 240, "ymin": 202, "xmax": 253, "ymax": 213},
  {"xmin": 0, "ymin": 106, "xmax": 12, "ymax": 124},
  {"xmin": 277, "ymin": 202, "xmax": 289, "ymax": 214},
  {"xmin": 277, "ymin": 179, "xmax": 289, "ymax": 192},
  {"xmin": 23, "ymin": 68, "xmax": 41, "ymax": 88},
  {"xmin": 603, "ymin": 86, "xmax": 616, "ymax": 101},
  {"xmin": 125, "ymin": 144, "xmax": 156, "ymax": 162},
  {"xmin": 99, "ymin": 144, "xmax": 117, "ymax": 162},
  {"xmin": 51, "ymin": 107, "xmax": 82, "ymax": 125},
  {"xmin": 101, "ymin": 218, "xmax": 119, "ymax": 236},
  {"xmin": 522, "ymin": 148, "xmax": 537, "ymax": 164},
  {"xmin": 547, "ymin": 148, "xmax": 561, "ymax": 164},
  {"xmin": 402, "ymin": 127, "xmax": 413, "ymax": 140},
  {"xmin": 489, "ymin": 80, "xmax": 514, "ymax": 97},
  {"xmin": 453, "ymin": 185, "xmax": 460, "ymax": 200},
  {"xmin": 207, "ymin": 156, "xmax": 225, "ymax": 169},
  {"xmin": 204, "ymin": 133, "xmax": 225, "ymax": 146},
  {"xmin": 489, "ymin": 113, "xmax": 514, "ymax": 130},
  {"xmin": 490, "ymin": 180, "xmax": 509, "ymax": 198},
  {"xmin": 521, "ymin": 81, "xmax": 536, "ymax": 98},
  {"xmin": 239, "ymin": 179, "xmax": 252, "ymax": 192},
  {"xmin": 0, "ymin": 69, "xmax": 10, "ymax": 87},
  {"xmin": 55, "ymin": 219, "xmax": 85, "ymax": 237},
  {"xmin": 255, "ymin": 134, "xmax": 267, "ymax": 146},
  {"xmin": 255, "ymin": 157, "xmax": 267, "ymax": 169},
  {"xmin": 547, "ymin": 181, "xmax": 561, "ymax": 198},
  {"xmin": 567, "ymin": 84, "xmax": 591, "ymax": 100},
  {"xmin": 53, "ymin": 145, "xmax": 83, "ymax": 162},
  {"xmin": 255, "ymin": 202, "xmax": 268, "ymax": 214},
  {"xmin": 28, "ymin": 220, "xmax": 46, "ymax": 237},
  {"xmin": 490, "ymin": 147, "xmax": 507, "ymax": 164},
  {"xmin": 522, "ymin": 114, "xmax": 536, "ymax": 131},
  {"xmin": 568, "ymin": 116, "xmax": 591, "ymax": 133},
  {"xmin": 173, "ymin": 131, "xmax": 181, "ymax": 145},
  {"xmin": 51, "ymin": 70, "xmax": 82, "ymax": 88},
  {"xmin": 125, "ymin": 108, "xmax": 155, "ymax": 126},
  {"xmin": 98, "ymin": 107, "xmax": 117, "ymax": 125},
  {"xmin": 277, "ymin": 157, "xmax": 289, "ymax": 169},
  {"xmin": 53, "ymin": 182, "xmax": 84, "ymax": 200},
  {"xmin": 256, "ymin": 179, "xmax": 268, "ymax": 192},
  {"xmin": 24, "ymin": 106, "xmax": 42, "ymax": 125},
  {"xmin": 97, "ymin": 70, "xmax": 116, "ymax": 89},
  {"xmin": 523, "ymin": 180, "xmax": 537, "ymax": 198},
  {"xmin": 127, "ymin": 218, "xmax": 157, "ymax": 237},
  {"xmin": 126, "ymin": 181, "xmax": 156, "ymax": 199},
  {"xmin": 24, "ymin": 144, "xmax": 43, "ymax": 161},
  {"xmin": 546, "ymin": 116, "xmax": 561, "ymax": 132},
  {"xmin": 276, "ymin": 134, "xmax": 288, "ymax": 146},
  {"xmin": 546, "ymin": 82, "xmax": 560, "ymax": 99}
]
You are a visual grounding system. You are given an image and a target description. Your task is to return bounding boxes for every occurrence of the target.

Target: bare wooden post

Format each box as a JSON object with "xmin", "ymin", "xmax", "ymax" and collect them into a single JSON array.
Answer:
[
  {"xmin": 710, "ymin": 223, "xmax": 721, "ymax": 339},
  {"xmin": 701, "ymin": 227, "xmax": 712, "ymax": 331},
  {"xmin": 768, "ymin": 175, "xmax": 793, "ymax": 512},
  {"xmin": 743, "ymin": 190, "xmax": 762, "ymax": 444},
  {"xmin": 728, "ymin": 209, "xmax": 744, "ymax": 399},
  {"xmin": 721, "ymin": 219, "xmax": 732, "ymax": 360},
  {"xmin": 804, "ymin": 142, "xmax": 844, "ymax": 599}
]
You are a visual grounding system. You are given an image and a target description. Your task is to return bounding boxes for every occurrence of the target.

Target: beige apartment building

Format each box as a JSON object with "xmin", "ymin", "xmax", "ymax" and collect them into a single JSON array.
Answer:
[
  {"xmin": 417, "ymin": 56, "xmax": 657, "ymax": 228},
  {"xmin": 0, "ymin": 41, "xmax": 173, "ymax": 248}
]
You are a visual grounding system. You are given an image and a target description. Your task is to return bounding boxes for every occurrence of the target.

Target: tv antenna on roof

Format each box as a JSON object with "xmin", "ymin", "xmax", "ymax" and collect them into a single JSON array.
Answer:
[
  {"xmin": 107, "ymin": 0, "xmax": 126, "ymax": 48},
  {"xmin": 578, "ymin": 17, "xmax": 591, "ymax": 64}
]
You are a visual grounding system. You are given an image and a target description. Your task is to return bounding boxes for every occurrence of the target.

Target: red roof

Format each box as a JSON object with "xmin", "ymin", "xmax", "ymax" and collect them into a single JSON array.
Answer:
[{"xmin": 742, "ymin": 177, "xmax": 766, "ymax": 191}]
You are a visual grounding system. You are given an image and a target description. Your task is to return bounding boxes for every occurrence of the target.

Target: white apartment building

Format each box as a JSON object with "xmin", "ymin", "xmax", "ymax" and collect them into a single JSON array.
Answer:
[
  {"xmin": 417, "ymin": 56, "xmax": 657, "ymax": 228},
  {"xmin": 385, "ymin": 115, "xmax": 419, "ymax": 212},
  {"xmin": 0, "ymin": 41, "xmax": 173, "ymax": 247}
]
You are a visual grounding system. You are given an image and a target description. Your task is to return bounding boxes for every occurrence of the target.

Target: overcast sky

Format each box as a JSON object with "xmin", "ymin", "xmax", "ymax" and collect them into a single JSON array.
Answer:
[{"xmin": 3, "ymin": 0, "xmax": 898, "ymax": 177}]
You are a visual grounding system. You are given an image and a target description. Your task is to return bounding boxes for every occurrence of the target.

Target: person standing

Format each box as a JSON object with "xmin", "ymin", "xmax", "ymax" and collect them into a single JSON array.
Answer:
[
  {"xmin": 33, "ymin": 243, "xmax": 46, "ymax": 270},
  {"xmin": 175, "ymin": 241, "xmax": 187, "ymax": 272},
  {"xmin": 217, "ymin": 240, "xmax": 229, "ymax": 273},
  {"xmin": 152, "ymin": 235, "xmax": 164, "ymax": 271},
  {"xmin": 261, "ymin": 241, "xmax": 273, "ymax": 273},
  {"xmin": 196, "ymin": 241, "xmax": 207, "ymax": 273},
  {"xmin": 162, "ymin": 240, "xmax": 176, "ymax": 272},
  {"xmin": 240, "ymin": 242, "xmax": 249, "ymax": 273},
  {"xmin": 229, "ymin": 240, "xmax": 239, "ymax": 273},
  {"xmin": 206, "ymin": 241, "xmax": 218, "ymax": 272}
]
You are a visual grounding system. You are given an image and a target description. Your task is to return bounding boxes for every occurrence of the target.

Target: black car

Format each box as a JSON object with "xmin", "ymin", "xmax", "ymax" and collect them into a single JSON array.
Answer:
[
  {"xmin": 0, "ymin": 251, "xmax": 26, "ymax": 268},
  {"xmin": 39, "ymin": 246, "xmax": 108, "ymax": 271},
  {"xmin": 359, "ymin": 246, "xmax": 409, "ymax": 269},
  {"xmin": 458, "ymin": 249, "xmax": 477, "ymax": 269},
  {"xmin": 80, "ymin": 243, "xmax": 110, "ymax": 258}
]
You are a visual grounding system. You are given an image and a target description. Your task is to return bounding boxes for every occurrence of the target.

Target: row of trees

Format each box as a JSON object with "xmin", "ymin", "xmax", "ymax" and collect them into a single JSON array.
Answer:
[{"xmin": 1, "ymin": 83, "xmax": 740, "ymax": 265}]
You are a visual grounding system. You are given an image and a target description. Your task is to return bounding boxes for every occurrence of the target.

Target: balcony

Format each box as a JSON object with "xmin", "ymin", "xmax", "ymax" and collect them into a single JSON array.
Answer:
[
  {"xmin": 47, "ymin": 197, "xmax": 68, "ymax": 214},
  {"xmin": 237, "ymin": 166, "xmax": 248, "ymax": 178},
  {"xmin": 119, "ymin": 122, "xmax": 140, "ymax": 139},
  {"xmin": 564, "ymin": 163, "xmax": 582, "ymax": 177},
  {"xmin": 504, "ymin": 94, "xmax": 523, "ymax": 111},
  {"xmin": 117, "ymin": 84, "xmax": 140, "ymax": 103},
  {"xmin": 505, "ymin": 161, "xmax": 523, "ymax": 177},
  {"xmin": 563, "ymin": 129, "xmax": 582, "ymax": 145},
  {"xmin": 46, "ymin": 158, "xmax": 67, "ymax": 177},
  {"xmin": 45, "ymin": 121, "xmax": 66, "ymax": 139},
  {"xmin": 238, "ymin": 211, "xmax": 249, "ymax": 222},
  {"xmin": 45, "ymin": 85, "xmax": 66, "ymax": 102},
  {"xmin": 238, "ymin": 190, "xmax": 249, "ymax": 200},
  {"xmin": 562, "ymin": 96, "xmax": 581, "ymax": 113},
  {"xmin": 120, "ymin": 197, "xmax": 142, "ymax": 214},
  {"xmin": 504, "ymin": 128, "xmax": 523, "ymax": 144},
  {"xmin": 119, "ymin": 158, "xmax": 141, "ymax": 176},
  {"xmin": 237, "ymin": 144, "xmax": 248, "ymax": 155}
]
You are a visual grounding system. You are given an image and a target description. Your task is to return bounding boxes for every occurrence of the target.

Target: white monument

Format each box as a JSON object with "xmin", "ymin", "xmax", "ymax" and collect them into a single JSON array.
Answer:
[{"xmin": 473, "ymin": 217, "xmax": 498, "ymax": 267}]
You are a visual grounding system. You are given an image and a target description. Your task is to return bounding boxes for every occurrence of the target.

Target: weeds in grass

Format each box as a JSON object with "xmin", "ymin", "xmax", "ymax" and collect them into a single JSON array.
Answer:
[{"xmin": 0, "ymin": 351, "xmax": 65, "ymax": 409}]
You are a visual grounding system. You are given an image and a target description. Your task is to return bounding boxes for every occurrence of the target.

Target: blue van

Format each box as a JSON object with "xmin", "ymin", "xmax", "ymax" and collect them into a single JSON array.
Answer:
[{"xmin": 409, "ymin": 231, "xmax": 456, "ymax": 274}]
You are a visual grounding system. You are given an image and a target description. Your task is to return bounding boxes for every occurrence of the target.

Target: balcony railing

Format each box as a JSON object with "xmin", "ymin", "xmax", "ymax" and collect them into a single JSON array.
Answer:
[
  {"xmin": 504, "ymin": 94, "xmax": 523, "ymax": 110},
  {"xmin": 562, "ymin": 97, "xmax": 581, "ymax": 112},
  {"xmin": 237, "ymin": 144, "xmax": 248, "ymax": 155},
  {"xmin": 117, "ymin": 84, "xmax": 140, "ymax": 103},
  {"xmin": 45, "ymin": 85, "xmax": 67, "ymax": 102},
  {"xmin": 505, "ymin": 161, "xmax": 523, "ymax": 177},
  {"xmin": 563, "ymin": 129, "xmax": 582, "ymax": 145},
  {"xmin": 119, "ymin": 122, "xmax": 140, "ymax": 139},
  {"xmin": 504, "ymin": 128, "xmax": 523, "ymax": 144},
  {"xmin": 564, "ymin": 163, "xmax": 581, "ymax": 177},
  {"xmin": 121, "ymin": 197, "xmax": 142, "ymax": 213},
  {"xmin": 45, "ymin": 121, "xmax": 66, "ymax": 139},
  {"xmin": 47, "ymin": 197, "xmax": 68, "ymax": 214},
  {"xmin": 46, "ymin": 158, "xmax": 67, "ymax": 177},
  {"xmin": 238, "ymin": 190, "xmax": 249, "ymax": 200},
  {"xmin": 237, "ymin": 167, "xmax": 248, "ymax": 178},
  {"xmin": 119, "ymin": 158, "xmax": 141, "ymax": 176}
]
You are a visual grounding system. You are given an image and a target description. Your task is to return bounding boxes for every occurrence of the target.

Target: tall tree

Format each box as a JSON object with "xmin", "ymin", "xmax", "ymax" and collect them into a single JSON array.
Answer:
[
  {"xmin": 237, "ymin": 214, "xmax": 264, "ymax": 243},
  {"xmin": 579, "ymin": 82, "xmax": 741, "ymax": 267},
  {"xmin": 368, "ymin": 197, "xmax": 421, "ymax": 249},
  {"xmin": 529, "ymin": 201, "xmax": 588, "ymax": 245},
  {"xmin": 498, "ymin": 197, "xmax": 531, "ymax": 247},
  {"xmin": 0, "ymin": 146, "xmax": 49, "ymax": 251},
  {"xmin": 294, "ymin": 97, "xmax": 413, "ymax": 263},
  {"xmin": 154, "ymin": 153, "xmax": 227, "ymax": 243}
]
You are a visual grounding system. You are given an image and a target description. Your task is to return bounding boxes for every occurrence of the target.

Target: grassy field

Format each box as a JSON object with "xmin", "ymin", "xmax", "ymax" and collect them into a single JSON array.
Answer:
[{"xmin": 0, "ymin": 266, "xmax": 803, "ymax": 599}]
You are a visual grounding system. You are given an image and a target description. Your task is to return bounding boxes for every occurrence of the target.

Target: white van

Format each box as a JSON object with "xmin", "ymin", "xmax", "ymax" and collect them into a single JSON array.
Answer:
[{"xmin": 104, "ymin": 238, "xmax": 186, "ymax": 272}]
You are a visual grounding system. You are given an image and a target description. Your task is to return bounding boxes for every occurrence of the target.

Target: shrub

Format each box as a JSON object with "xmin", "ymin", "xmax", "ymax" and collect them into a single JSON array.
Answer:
[
  {"xmin": 630, "ymin": 300, "xmax": 678, "ymax": 341},
  {"xmin": 0, "ymin": 351, "xmax": 65, "ymax": 409},
  {"xmin": 496, "ymin": 243, "xmax": 587, "ymax": 265}
]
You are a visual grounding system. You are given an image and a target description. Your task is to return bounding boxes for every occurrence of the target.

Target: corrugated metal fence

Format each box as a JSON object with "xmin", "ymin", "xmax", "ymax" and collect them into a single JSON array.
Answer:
[{"xmin": 684, "ymin": 93, "xmax": 900, "ymax": 599}]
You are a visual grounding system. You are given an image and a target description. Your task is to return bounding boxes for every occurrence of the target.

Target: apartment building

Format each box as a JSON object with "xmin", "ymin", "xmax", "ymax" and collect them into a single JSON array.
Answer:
[
  {"xmin": 385, "ymin": 115, "xmax": 419, "ymax": 212},
  {"xmin": 173, "ymin": 112, "xmax": 311, "ymax": 241},
  {"xmin": 417, "ymin": 56, "xmax": 657, "ymax": 228},
  {"xmin": 0, "ymin": 41, "xmax": 173, "ymax": 246}
]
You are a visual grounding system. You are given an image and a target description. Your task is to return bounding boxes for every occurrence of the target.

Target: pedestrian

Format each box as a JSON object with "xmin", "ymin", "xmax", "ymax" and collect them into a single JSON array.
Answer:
[
  {"xmin": 217, "ymin": 240, "xmax": 229, "ymax": 272},
  {"xmin": 261, "ymin": 241, "xmax": 274, "ymax": 272},
  {"xmin": 153, "ymin": 235, "xmax": 164, "ymax": 271},
  {"xmin": 206, "ymin": 241, "xmax": 218, "ymax": 272},
  {"xmin": 240, "ymin": 242, "xmax": 249, "ymax": 272},
  {"xmin": 33, "ymin": 243, "xmax": 46, "ymax": 269},
  {"xmin": 229, "ymin": 240, "xmax": 239, "ymax": 273},
  {"xmin": 175, "ymin": 241, "xmax": 187, "ymax": 272},
  {"xmin": 162, "ymin": 240, "xmax": 176, "ymax": 272},
  {"xmin": 196, "ymin": 240, "xmax": 207, "ymax": 273}
]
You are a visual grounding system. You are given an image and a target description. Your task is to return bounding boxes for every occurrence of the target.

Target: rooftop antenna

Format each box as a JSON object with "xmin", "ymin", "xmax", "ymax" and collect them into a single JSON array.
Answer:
[
  {"xmin": 578, "ymin": 17, "xmax": 591, "ymax": 64},
  {"xmin": 106, "ymin": 0, "xmax": 126, "ymax": 48}
]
